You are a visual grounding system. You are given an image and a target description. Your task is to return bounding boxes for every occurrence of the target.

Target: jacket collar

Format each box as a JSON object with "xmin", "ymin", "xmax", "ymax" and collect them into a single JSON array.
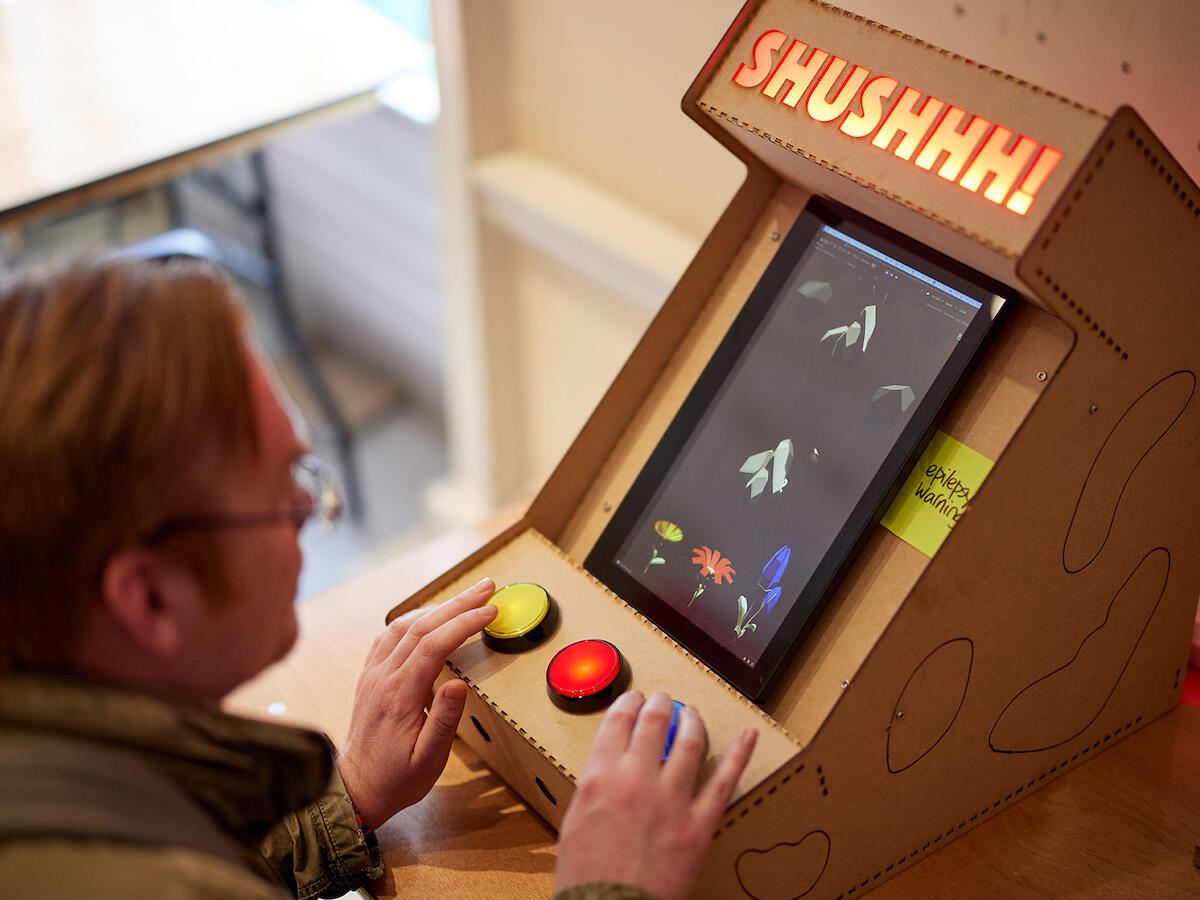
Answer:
[{"xmin": 0, "ymin": 672, "xmax": 333, "ymax": 841}]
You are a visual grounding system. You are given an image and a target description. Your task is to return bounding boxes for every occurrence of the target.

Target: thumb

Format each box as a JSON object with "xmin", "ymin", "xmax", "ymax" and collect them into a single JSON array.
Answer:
[{"xmin": 412, "ymin": 679, "xmax": 469, "ymax": 782}]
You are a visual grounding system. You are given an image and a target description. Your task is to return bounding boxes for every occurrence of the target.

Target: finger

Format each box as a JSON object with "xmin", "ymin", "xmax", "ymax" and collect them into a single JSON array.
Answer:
[
  {"xmin": 585, "ymin": 689, "xmax": 644, "ymax": 770},
  {"xmin": 662, "ymin": 705, "xmax": 708, "ymax": 791},
  {"xmin": 393, "ymin": 603, "xmax": 498, "ymax": 705},
  {"xmin": 367, "ymin": 607, "xmax": 425, "ymax": 667},
  {"xmin": 693, "ymin": 728, "xmax": 757, "ymax": 828},
  {"xmin": 628, "ymin": 692, "xmax": 676, "ymax": 763},
  {"xmin": 410, "ymin": 678, "xmax": 469, "ymax": 782},
  {"xmin": 389, "ymin": 577, "xmax": 496, "ymax": 668}
]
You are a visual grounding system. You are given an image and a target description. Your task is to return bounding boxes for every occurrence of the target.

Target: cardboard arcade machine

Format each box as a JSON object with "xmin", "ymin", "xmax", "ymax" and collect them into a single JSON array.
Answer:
[{"xmin": 388, "ymin": 1, "xmax": 1200, "ymax": 896}]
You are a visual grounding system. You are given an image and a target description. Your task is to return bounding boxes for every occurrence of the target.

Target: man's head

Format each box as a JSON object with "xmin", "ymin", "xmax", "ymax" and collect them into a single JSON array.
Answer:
[{"xmin": 0, "ymin": 256, "xmax": 306, "ymax": 695}]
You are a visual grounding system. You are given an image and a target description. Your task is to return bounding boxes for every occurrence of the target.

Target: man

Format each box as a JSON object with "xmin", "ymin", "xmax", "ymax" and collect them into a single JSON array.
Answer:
[{"xmin": 0, "ymin": 256, "xmax": 756, "ymax": 898}]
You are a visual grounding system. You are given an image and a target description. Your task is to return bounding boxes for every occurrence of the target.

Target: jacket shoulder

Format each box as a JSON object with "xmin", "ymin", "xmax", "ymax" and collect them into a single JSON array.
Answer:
[{"xmin": 0, "ymin": 838, "xmax": 288, "ymax": 900}]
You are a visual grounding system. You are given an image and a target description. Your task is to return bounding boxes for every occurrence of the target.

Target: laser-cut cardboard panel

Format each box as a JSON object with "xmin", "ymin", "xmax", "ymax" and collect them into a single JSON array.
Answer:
[{"xmin": 390, "ymin": 3, "xmax": 1200, "ymax": 897}]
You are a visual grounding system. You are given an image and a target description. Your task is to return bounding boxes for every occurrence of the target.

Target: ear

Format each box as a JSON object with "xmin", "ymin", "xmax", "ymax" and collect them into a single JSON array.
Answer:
[{"xmin": 98, "ymin": 547, "xmax": 198, "ymax": 658}]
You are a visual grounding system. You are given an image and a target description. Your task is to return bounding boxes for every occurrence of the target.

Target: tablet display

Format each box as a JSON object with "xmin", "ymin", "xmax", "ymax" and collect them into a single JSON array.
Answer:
[{"xmin": 585, "ymin": 198, "xmax": 1013, "ymax": 700}]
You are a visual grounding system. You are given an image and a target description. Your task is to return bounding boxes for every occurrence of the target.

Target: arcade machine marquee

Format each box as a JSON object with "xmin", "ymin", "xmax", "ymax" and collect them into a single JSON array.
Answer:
[{"xmin": 387, "ymin": 2, "xmax": 1200, "ymax": 897}]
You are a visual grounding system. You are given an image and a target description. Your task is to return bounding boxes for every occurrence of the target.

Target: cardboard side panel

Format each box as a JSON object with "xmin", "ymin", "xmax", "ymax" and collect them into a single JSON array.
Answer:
[
  {"xmin": 698, "ymin": 383, "xmax": 1196, "ymax": 899},
  {"xmin": 696, "ymin": 0, "xmax": 1107, "ymax": 259},
  {"xmin": 691, "ymin": 111, "xmax": 1200, "ymax": 899},
  {"xmin": 766, "ymin": 301, "xmax": 1075, "ymax": 739},
  {"xmin": 429, "ymin": 528, "xmax": 801, "ymax": 809}
]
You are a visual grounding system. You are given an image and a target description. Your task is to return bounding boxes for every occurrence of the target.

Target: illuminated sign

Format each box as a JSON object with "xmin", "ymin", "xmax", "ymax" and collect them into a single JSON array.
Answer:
[{"xmin": 732, "ymin": 30, "xmax": 1063, "ymax": 216}]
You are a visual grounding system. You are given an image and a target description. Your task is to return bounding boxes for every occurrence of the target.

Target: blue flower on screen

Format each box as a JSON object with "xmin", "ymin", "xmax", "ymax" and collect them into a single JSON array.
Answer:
[
  {"xmin": 734, "ymin": 545, "xmax": 790, "ymax": 639},
  {"xmin": 759, "ymin": 545, "xmax": 791, "ymax": 591}
]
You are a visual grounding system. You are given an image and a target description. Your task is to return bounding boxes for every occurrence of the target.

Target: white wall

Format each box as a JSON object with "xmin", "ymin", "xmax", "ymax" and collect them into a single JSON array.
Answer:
[{"xmin": 432, "ymin": 0, "xmax": 748, "ymax": 518}]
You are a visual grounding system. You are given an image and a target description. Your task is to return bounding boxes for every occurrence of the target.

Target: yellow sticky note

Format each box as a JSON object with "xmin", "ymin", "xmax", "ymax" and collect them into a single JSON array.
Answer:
[{"xmin": 881, "ymin": 431, "xmax": 994, "ymax": 558}]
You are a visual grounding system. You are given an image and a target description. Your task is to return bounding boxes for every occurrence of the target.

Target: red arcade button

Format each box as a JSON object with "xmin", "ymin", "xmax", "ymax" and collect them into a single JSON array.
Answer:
[{"xmin": 546, "ymin": 639, "xmax": 630, "ymax": 712}]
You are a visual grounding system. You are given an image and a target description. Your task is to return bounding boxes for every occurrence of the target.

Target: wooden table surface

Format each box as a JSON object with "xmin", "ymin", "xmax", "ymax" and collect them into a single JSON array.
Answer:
[
  {"xmin": 0, "ymin": 0, "xmax": 425, "ymax": 227},
  {"xmin": 227, "ymin": 509, "xmax": 1200, "ymax": 898}
]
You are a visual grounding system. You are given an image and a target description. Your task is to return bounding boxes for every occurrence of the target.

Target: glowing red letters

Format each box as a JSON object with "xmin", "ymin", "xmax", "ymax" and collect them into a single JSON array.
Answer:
[{"xmin": 731, "ymin": 28, "xmax": 1063, "ymax": 216}]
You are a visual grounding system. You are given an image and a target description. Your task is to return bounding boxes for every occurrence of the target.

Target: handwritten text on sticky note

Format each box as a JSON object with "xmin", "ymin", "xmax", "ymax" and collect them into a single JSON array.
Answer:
[{"xmin": 881, "ymin": 431, "xmax": 994, "ymax": 558}]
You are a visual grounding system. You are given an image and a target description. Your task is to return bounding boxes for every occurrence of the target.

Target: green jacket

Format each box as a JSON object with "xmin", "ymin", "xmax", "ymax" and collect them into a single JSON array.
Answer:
[
  {"xmin": 0, "ymin": 674, "xmax": 657, "ymax": 900},
  {"xmin": 0, "ymin": 673, "xmax": 380, "ymax": 898}
]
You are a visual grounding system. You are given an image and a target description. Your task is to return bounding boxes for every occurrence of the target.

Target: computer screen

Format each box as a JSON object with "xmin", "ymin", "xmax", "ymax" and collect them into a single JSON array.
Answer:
[{"xmin": 586, "ymin": 198, "xmax": 1011, "ymax": 700}]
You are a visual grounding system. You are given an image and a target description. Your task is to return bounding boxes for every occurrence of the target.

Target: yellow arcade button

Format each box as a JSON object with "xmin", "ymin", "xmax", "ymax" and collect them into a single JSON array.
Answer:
[{"xmin": 484, "ymin": 583, "xmax": 552, "ymax": 643}]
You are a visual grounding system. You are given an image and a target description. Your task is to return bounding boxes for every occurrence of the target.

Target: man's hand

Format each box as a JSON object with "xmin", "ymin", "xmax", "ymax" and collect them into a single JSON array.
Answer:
[
  {"xmin": 555, "ymin": 690, "xmax": 757, "ymax": 900},
  {"xmin": 337, "ymin": 577, "xmax": 497, "ymax": 831}
]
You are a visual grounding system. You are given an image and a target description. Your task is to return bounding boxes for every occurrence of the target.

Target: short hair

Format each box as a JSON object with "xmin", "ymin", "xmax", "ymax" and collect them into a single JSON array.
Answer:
[{"xmin": 0, "ymin": 256, "xmax": 257, "ymax": 671}]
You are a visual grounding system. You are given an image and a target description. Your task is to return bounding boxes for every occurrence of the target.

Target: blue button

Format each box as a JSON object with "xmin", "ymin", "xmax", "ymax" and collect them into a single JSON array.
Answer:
[{"xmin": 661, "ymin": 701, "xmax": 686, "ymax": 762}]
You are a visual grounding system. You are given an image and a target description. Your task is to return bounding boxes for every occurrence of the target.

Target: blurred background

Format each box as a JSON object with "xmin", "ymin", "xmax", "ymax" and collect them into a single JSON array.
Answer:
[{"xmin": 0, "ymin": 0, "xmax": 1196, "ymax": 606}]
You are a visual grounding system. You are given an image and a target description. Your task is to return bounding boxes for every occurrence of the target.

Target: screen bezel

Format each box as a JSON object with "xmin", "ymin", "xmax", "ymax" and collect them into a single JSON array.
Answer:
[{"xmin": 585, "ymin": 197, "xmax": 1017, "ymax": 701}]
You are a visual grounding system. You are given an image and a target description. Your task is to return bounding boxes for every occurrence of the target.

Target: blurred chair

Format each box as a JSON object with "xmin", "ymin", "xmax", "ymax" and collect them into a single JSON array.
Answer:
[{"xmin": 115, "ymin": 153, "xmax": 363, "ymax": 517}]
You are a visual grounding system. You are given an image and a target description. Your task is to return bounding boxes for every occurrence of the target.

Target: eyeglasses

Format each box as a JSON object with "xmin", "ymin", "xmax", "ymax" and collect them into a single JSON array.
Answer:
[{"xmin": 141, "ymin": 454, "xmax": 344, "ymax": 545}]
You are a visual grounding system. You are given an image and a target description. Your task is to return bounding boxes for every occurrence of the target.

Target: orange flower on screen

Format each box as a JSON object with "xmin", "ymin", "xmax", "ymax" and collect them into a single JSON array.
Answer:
[{"xmin": 691, "ymin": 546, "xmax": 735, "ymax": 584}]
